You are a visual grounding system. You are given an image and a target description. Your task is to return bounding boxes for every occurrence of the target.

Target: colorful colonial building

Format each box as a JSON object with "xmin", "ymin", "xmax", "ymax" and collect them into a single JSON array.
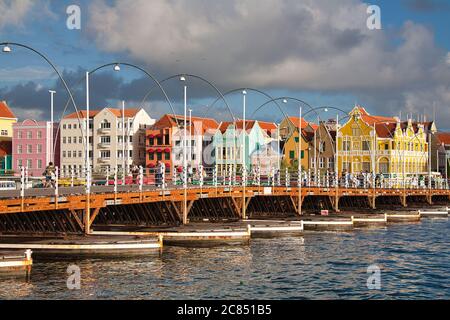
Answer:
[
  {"xmin": 60, "ymin": 108, "xmax": 154, "ymax": 176},
  {"xmin": 145, "ymin": 114, "xmax": 218, "ymax": 171},
  {"xmin": 213, "ymin": 120, "xmax": 277, "ymax": 175},
  {"xmin": 12, "ymin": 119, "xmax": 60, "ymax": 177},
  {"xmin": 337, "ymin": 106, "xmax": 432, "ymax": 177},
  {"xmin": 279, "ymin": 117, "xmax": 316, "ymax": 170},
  {"xmin": 0, "ymin": 101, "xmax": 17, "ymax": 175}
]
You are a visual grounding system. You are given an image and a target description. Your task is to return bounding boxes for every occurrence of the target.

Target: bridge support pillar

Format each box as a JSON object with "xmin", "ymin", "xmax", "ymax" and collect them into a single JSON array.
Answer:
[
  {"xmin": 426, "ymin": 194, "xmax": 433, "ymax": 205},
  {"xmin": 370, "ymin": 196, "xmax": 376, "ymax": 210},
  {"xmin": 400, "ymin": 195, "xmax": 407, "ymax": 207},
  {"xmin": 330, "ymin": 196, "xmax": 340, "ymax": 213}
]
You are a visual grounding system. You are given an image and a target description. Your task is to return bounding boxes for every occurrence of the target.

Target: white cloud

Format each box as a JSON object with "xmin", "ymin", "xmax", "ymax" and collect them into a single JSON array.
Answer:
[
  {"xmin": 80, "ymin": 0, "xmax": 450, "ymax": 128},
  {"xmin": 0, "ymin": 0, "xmax": 35, "ymax": 30},
  {"xmin": 0, "ymin": 66, "xmax": 54, "ymax": 82}
]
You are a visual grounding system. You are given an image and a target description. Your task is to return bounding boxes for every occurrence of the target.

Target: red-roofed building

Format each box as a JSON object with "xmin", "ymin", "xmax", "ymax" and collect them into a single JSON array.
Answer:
[
  {"xmin": 60, "ymin": 107, "xmax": 154, "ymax": 176},
  {"xmin": 432, "ymin": 132, "xmax": 450, "ymax": 178},
  {"xmin": 146, "ymin": 114, "xmax": 219, "ymax": 171},
  {"xmin": 337, "ymin": 105, "xmax": 431, "ymax": 177},
  {"xmin": 0, "ymin": 101, "xmax": 17, "ymax": 175}
]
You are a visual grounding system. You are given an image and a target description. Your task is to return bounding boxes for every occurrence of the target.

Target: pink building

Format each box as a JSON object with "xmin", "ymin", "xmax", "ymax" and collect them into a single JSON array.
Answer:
[{"xmin": 12, "ymin": 120, "xmax": 60, "ymax": 177}]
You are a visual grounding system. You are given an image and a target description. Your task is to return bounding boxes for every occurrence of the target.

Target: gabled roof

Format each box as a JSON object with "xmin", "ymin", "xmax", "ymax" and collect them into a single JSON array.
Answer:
[
  {"xmin": 218, "ymin": 120, "xmax": 277, "ymax": 135},
  {"xmin": 152, "ymin": 114, "xmax": 219, "ymax": 134},
  {"xmin": 0, "ymin": 101, "xmax": 17, "ymax": 119},
  {"xmin": 287, "ymin": 117, "xmax": 318, "ymax": 130},
  {"xmin": 63, "ymin": 108, "xmax": 140, "ymax": 120},
  {"xmin": 436, "ymin": 132, "xmax": 450, "ymax": 145},
  {"xmin": 63, "ymin": 110, "xmax": 100, "ymax": 119}
]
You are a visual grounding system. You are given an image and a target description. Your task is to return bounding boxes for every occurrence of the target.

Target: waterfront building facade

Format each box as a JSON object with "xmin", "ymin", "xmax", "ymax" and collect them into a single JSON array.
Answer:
[
  {"xmin": 60, "ymin": 107, "xmax": 154, "ymax": 176},
  {"xmin": 145, "ymin": 114, "xmax": 218, "ymax": 171},
  {"xmin": 12, "ymin": 119, "xmax": 60, "ymax": 177},
  {"xmin": 432, "ymin": 132, "xmax": 450, "ymax": 177},
  {"xmin": 337, "ymin": 106, "xmax": 431, "ymax": 177},
  {"xmin": 213, "ymin": 120, "xmax": 277, "ymax": 175},
  {"xmin": 279, "ymin": 117, "xmax": 316, "ymax": 170},
  {"xmin": 0, "ymin": 101, "xmax": 17, "ymax": 175},
  {"xmin": 309, "ymin": 120, "xmax": 337, "ymax": 177}
]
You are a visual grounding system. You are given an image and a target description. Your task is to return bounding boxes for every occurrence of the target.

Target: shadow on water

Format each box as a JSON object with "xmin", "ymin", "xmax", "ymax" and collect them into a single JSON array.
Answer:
[{"xmin": 0, "ymin": 219, "xmax": 448, "ymax": 299}]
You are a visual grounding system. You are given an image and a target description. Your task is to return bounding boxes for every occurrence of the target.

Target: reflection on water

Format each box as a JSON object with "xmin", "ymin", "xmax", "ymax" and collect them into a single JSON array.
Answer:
[{"xmin": 0, "ymin": 219, "xmax": 448, "ymax": 299}]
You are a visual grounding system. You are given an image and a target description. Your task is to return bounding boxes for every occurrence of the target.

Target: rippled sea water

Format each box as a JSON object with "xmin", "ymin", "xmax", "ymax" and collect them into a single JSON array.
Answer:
[{"xmin": 0, "ymin": 219, "xmax": 448, "ymax": 300}]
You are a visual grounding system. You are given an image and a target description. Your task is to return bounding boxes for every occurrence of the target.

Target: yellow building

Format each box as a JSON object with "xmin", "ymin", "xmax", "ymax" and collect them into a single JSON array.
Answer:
[
  {"xmin": 279, "ymin": 117, "xmax": 316, "ymax": 170},
  {"xmin": 0, "ymin": 101, "xmax": 17, "ymax": 141},
  {"xmin": 337, "ymin": 106, "xmax": 432, "ymax": 177}
]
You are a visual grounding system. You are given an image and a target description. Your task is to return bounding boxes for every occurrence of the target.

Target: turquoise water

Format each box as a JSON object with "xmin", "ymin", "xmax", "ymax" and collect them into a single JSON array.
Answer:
[{"xmin": 0, "ymin": 219, "xmax": 448, "ymax": 299}]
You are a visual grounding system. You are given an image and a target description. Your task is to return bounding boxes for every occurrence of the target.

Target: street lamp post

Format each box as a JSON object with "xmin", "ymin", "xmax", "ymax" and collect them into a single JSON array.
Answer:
[
  {"xmin": 49, "ymin": 90, "xmax": 56, "ymax": 164},
  {"xmin": 85, "ymin": 71, "xmax": 91, "ymax": 233},
  {"xmin": 180, "ymin": 76, "xmax": 188, "ymax": 224},
  {"xmin": 189, "ymin": 108, "xmax": 192, "ymax": 167},
  {"xmin": 298, "ymin": 105, "xmax": 302, "ymax": 216},
  {"xmin": 242, "ymin": 90, "xmax": 247, "ymax": 220}
]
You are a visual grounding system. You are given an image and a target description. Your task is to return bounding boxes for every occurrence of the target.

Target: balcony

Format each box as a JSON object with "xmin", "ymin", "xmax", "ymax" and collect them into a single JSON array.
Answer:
[
  {"xmin": 98, "ymin": 157, "xmax": 111, "ymax": 163},
  {"xmin": 98, "ymin": 127, "xmax": 111, "ymax": 134},
  {"xmin": 98, "ymin": 142, "xmax": 111, "ymax": 148}
]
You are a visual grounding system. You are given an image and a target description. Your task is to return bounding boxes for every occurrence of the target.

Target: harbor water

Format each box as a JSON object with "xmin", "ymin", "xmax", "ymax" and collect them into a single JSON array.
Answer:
[{"xmin": 0, "ymin": 218, "xmax": 448, "ymax": 299}]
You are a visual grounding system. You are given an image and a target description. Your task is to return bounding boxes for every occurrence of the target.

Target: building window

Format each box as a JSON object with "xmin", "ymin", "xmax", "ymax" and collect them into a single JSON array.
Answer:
[
  {"xmin": 319, "ymin": 157, "xmax": 324, "ymax": 169},
  {"xmin": 63, "ymin": 137, "xmax": 66, "ymax": 144},
  {"xmin": 63, "ymin": 124, "xmax": 66, "ymax": 129},
  {"xmin": 73, "ymin": 136, "xmax": 77, "ymax": 144},
  {"xmin": 27, "ymin": 131, "xmax": 32, "ymax": 139},
  {"xmin": 79, "ymin": 136, "xmax": 82, "ymax": 143},
  {"xmin": 27, "ymin": 159, "xmax": 32, "ymax": 169},
  {"xmin": 68, "ymin": 137, "xmax": 72, "ymax": 144},
  {"xmin": 63, "ymin": 151, "xmax": 66, "ymax": 158},
  {"xmin": 27, "ymin": 145, "xmax": 32, "ymax": 154},
  {"xmin": 37, "ymin": 159, "xmax": 42, "ymax": 169},
  {"xmin": 37, "ymin": 131, "xmax": 42, "ymax": 139},
  {"xmin": 0, "ymin": 129, "xmax": 7, "ymax": 136},
  {"xmin": 289, "ymin": 150, "xmax": 295, "ymax": 159},
  {"xmin": 78, "ymin": 151, "xmax": 82, "ymax": 158},
  {"xmin": 17, "ymin": 145, "xmax": 22, "ymax": 154},
  {"xmin": 18, "ymin": 159, "xmax": 22, "ymax": 168},
  {"xmin": 101, "ymin": 120, "xmax": 111, "ymax": 129},
  {"xmin": 100, "ymin": 136, "xmax": 111, "ymax": 144},
  {"xmin": 68, "ymin": 151, "xmax": 72, "ymax": 158},
  {"xmin": 18, "ymin": 131, "xmax": 22, "ymax": 139},
  {"xmin": 165, "ymin": 152, "xmax": 170, "ymax": 160},
  {"xmin": 149, "ymin": 153, "xmax": 154, "ymax": 160},
  {"xmin": 37, "ymin": 144, "xmax": 42, "ymax": 153},
  {"xmin": 352, "ymin": 127, "xmax": 361, "ymax": 136},
  {"xmin": 68, "ymin": 124, "xmax": 72, "ymax": 129},
  {"xmin": 343, "ymin": 141, "xmax": 351, "ymax": 151},
  {"xmin": 319, "ymin": 141, "xmax": 326, "ymax": 153},
  {"xmin": 328, "ymin": 157, "xmax": 334, "ymax": 169},
  {"xmin": 157, "ymin": 153, "xmax": 162, "ymax": 161},
  {"xmin": 100, "ymin": 150, "xmax": 111, "ymax": 159},
  {"xmin": 362, "ymin": 141, "xmax": 370, "ymax": 151}
]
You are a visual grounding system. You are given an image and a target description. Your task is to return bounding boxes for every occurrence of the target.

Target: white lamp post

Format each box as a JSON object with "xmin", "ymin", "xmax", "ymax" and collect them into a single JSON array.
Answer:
[
  {"xmin": 49, "ymin": 90, "xmax": 56, "ymax": 164},
  {"xmin": 242, "ymin": 90, "xmax": 247, "ymax": 220},
  {"xmin": 180, "ymin": 76, "xmax": 188, "ymax": 224}
]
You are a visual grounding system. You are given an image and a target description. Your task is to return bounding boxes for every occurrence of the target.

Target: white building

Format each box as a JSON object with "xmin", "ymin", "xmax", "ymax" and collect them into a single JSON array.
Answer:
[{"xmin": 60, "ymin": 107, "xmax": 155, "ymax": 176}]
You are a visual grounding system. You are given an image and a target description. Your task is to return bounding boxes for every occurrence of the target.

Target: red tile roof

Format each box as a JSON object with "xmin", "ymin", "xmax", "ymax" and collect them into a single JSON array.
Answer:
[
  {"xmin": 153, "ymin": 114, "xmax": 219, "ymax": 134},
  {"xmin": 287, "ymin": 117, "xmax": 318, "ymax": 130},
  {"xmin": 436, "ymin": 132, "xmax": 450, "ymax": 145},
  {"xmin": 64, "ymin": 110, "xmax": 100, "ymax": 119},
  {"xmin": 63, "ymin": 108, "xmax": 140, "ymax": 119},
  {"xmin": 218, "ymin": 120, "xmax": 276, "ymax": 134},
  {"xmin": 0, "ymin": 101, "xmax": 17, "ymax": 119}
]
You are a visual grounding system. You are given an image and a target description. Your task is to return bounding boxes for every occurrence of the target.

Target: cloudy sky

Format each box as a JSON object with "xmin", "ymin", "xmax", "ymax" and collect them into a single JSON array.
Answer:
[{"xmin": 0, "ymin": 0, "xmax": 449, "ymax": 128}]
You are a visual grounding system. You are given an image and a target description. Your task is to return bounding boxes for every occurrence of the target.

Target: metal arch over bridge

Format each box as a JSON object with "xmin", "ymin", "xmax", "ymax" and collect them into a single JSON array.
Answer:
[{"xmin": 0, "ymin": 184, "xmax": 448, "ymax": 235}]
